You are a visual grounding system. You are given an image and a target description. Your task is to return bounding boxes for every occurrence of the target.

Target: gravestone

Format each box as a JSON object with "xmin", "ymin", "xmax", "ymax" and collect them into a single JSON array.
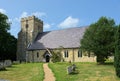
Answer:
[
  {"xmin": 4, "ymin": 60, "xmax": 12, "ymax": 67},
  {"xmin": 67, "ymin": 64, "xmax": 77, "ymax": 74},
  {"xmin": 72, "ymin": 64, "xmax": 76, "ymax": 71},
  {"xmin": 0, "ymin": 62, "xmax": 4, "ymax": 69},
  {"xmin": 67, "ymin": 66, "xmax": 73, "ymax": 74},
  {"xmin": 13, "ymin": 61, "xmax": 20, "ymax": 64}
]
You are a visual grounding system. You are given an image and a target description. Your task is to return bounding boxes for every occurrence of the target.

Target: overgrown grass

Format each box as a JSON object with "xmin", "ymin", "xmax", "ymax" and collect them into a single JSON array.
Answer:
[
  {"xmin": 49, "ymin": 62, "xmax": 120, "ymax": 81},
  {"xmin": 0, "ymin": 63, "xmax": 44, "ymax": 81}
]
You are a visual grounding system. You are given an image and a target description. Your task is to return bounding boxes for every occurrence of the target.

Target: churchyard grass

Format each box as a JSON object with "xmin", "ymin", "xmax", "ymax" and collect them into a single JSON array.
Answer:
[
  {"xmin": 49, "ymin": 62, "xmax": 120, "ymax": 81},
  {"xmin": 0, "ymin": 63, "xmax": 44, "ymax": 81}
]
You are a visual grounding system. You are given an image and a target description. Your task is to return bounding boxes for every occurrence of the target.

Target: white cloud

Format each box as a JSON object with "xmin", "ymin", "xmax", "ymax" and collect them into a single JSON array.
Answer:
[
  {"xmin": 20, "ymin": 12, "xmax": 46, "ymax": 18},
  {"xmin": 0, "ymin": 8, "xmax": 6, "ymax": 14},
  {"xmin": 44, "ymin": 23, "xmax": 51, "ymax": 29},
  {"xmin": 20, "ymin": 12, "xmax": 28, "ymax": 18},
  {"xmin": 32, "ymin": 12, "xmax": 46, "ymax": 18},
  {"xmin": 14, "ymin": 11, "xmax": 46, "ymax": 22},
  {"xmin": 58, "ymin": 16, "xmax": 79, "ymax": 28}
]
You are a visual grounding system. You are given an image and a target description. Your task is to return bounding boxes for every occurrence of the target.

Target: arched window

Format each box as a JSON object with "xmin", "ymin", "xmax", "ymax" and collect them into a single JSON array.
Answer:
[
  {"xmin": 37, "ymin": 52, "xmax": 39, "ymax": 58},
  {"xmin": 64, "ymin": 50, "xmax": 68, "ymax": 58},
  {"xmin": 78, "ymin": 50, "xmax": 82, "ymax": 57}
]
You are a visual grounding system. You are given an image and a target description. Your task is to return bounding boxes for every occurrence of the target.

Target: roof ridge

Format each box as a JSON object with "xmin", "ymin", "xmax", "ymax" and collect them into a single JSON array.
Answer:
[{"xmin": 42, "ymin": 26, "xmax": 88, "ymax": 33}]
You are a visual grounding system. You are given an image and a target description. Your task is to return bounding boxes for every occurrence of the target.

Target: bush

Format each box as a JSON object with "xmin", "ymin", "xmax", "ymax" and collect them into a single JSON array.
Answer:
[{"xmin": 51, "ymin": 50, "xmax": 62, "ymax": 63}]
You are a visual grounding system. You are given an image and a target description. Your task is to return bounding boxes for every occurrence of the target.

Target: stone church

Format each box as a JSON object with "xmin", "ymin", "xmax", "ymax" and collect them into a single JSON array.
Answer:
[{"xmin": 17, "ymin": 16, "xmax": 96, "ymax": 62}]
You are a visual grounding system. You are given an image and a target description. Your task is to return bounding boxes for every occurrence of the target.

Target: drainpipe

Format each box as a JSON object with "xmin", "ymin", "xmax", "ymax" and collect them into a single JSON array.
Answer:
[{"xmin": 73, "ymin": 49, "xmax": 75, "ymax": 62}]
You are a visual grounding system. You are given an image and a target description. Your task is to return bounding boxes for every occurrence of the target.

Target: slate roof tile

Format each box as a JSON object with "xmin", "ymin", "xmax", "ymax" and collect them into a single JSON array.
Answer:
[{"xmin": 28, "ymin": 26, "xmax": 87, "ymax": 50}]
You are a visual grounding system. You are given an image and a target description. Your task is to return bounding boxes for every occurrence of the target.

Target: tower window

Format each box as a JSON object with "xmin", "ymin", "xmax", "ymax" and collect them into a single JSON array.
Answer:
[
  {"xmin": 78, "ymin": 50, "xmax": 82, "ymax": 57},
  {"xmin": 26, "ymin": 24, "xmax": 28, "ymax": 28},
  {"xmin": 64, "ymin": 50, "xmax": 68, "ymax": 58},
  {"xmin": 26, "ymin": 20, "xmax": 29, "ymax": 29}
]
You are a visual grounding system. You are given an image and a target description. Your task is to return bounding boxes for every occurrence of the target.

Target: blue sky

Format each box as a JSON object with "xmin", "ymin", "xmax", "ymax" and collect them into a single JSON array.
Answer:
[{"xmin": 0, "ymin": 0, "xmax": 120, "ymax": 38}]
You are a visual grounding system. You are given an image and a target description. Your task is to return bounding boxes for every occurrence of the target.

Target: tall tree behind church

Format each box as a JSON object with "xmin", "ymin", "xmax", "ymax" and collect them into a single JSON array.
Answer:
[
  {"xmin": 80, "ymin": 17, "xmax": 115, "ymax": 64},
  {"xmin": 0, "ymin": 13, "xmax": 17, "ymax": 61}
]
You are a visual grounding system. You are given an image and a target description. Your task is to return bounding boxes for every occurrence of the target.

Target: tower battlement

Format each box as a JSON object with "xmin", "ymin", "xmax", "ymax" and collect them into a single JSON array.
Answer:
[{"xmin": 21, "ymin": 15, "xmax": 43, "ymax": 23}]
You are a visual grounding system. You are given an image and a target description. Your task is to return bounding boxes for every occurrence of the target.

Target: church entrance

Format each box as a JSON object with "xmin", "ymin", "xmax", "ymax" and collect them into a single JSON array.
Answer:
[
  {"xmin": 45, "ymin": 54, "xmax": 50, "ymax": 62},
  {"xmin": 43, "ymin": 50, "xmax": 52, "ymax": 62}
]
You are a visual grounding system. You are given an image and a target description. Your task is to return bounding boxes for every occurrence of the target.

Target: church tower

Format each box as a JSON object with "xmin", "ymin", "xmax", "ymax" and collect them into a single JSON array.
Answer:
[{"xmin": 17, "ymin": 16, "xmax": 43, "ymax": 61}]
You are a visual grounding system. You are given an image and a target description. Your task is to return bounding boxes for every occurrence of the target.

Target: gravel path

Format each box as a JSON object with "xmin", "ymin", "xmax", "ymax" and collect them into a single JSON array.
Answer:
[{"xmin": 43, "ymin": 63, "xmax": 56, "ymax": 81}]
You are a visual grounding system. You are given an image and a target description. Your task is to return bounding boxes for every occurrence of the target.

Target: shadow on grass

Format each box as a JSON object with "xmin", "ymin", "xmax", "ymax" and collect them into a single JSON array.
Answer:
[
  {"xmin": 0, "ymin": 65, "xmax": 19, "ymax": 71},
  {"xmin": 97, "ymin": 62, "xmax": 114, "ymax": 66},
  {"xmin": 0, "ymin": 67, "xmax": 7, "ymax": 71},
  {"xmin": 104, "ymin": 62, "xmax": 113, "ymax": 65},
  {"xmin": 68, "ymin": 70, "xmax": 79, "ymax": 75}
]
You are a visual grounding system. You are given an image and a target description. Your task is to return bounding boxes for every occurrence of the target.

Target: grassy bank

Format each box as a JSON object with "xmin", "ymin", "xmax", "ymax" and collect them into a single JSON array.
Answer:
[
  {"xmin": 49, "ymin": 62, "xmax": 120, "ymax": 81},
  {"xmin": 0, "ymin": 63, "xmax": 44, "ymax": 81}
]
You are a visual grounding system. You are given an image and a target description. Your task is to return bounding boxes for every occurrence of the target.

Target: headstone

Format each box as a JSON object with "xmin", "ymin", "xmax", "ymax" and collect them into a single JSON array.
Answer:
[
  {"xmin": 4, "ymin": 60, "xmax": 12, "ymax": 67},
  {"xmin": 13, "ymin": 61, "xmax": 20, "ymax": 64},
  {"xmin": 72, "ymin": 64, "xmax": 76, "ymax": 71},
  {"xmin": 67, "ymin": 66, "xmax": 72, "ymax": 74},
  {"xmin": 67, "ymin": 64, "xmax": 77, "ymax": 74},
  {"xmin": 0, "ymin": 62, "xmax": 4, "ymax": 69}
]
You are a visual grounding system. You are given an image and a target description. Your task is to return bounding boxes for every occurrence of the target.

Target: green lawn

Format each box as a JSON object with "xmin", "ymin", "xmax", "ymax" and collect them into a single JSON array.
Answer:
[
  {"xmin": 49, "ymin": 62, "xmax": 120, "ymax": 81},
  {"xmin": 0, "ymin": 63, "xmax": 44, "ymax": 81}
]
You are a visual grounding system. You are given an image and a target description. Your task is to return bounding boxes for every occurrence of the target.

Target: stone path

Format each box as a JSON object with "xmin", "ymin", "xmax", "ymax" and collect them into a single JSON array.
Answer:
[{"xmin": 43, "ymin": 63, "xmax": 56, "ymax": 81}]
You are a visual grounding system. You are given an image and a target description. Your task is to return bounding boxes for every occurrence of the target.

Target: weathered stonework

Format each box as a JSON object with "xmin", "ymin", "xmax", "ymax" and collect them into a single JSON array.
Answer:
[
  {"xmin": 26, "ymin": 48, "xmax": 96, "ymax": 62},
  {"xmin": 17, "ymin": 16, "xmax": 43, "ymax": 61},
  {"xmin": 17, "ymin": 16, "xmax": 96, "ymax": 62}
]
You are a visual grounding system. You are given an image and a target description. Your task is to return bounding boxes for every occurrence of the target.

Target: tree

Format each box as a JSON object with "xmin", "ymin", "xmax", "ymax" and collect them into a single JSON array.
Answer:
[
  {"xmin": 0, "ymin": 12, "xmax": 17, "ymax": 61},
  {"xmin": 115, "ymin": 25, "xmax": 120, "ymax": 77},
  {"xmin": 80, "ymin": 17, "xmax": 116, "ymax": 64},
  {"xmin": 3, "ymin": 34, "xmax": 17, "ymax": 61},
  {"xmin": 51, "ymin": 50, "xmax": 62, "ymax": 63},
  {"xmin": 51, "ymin": 47, "xmax": 64, "ymax": 63}
]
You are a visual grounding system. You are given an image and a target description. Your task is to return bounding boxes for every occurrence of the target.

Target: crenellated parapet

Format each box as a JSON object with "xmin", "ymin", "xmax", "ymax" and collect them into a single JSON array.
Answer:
[{"xmin": 21, "ymin": 15, "xmax": 43, "ymax": 23}]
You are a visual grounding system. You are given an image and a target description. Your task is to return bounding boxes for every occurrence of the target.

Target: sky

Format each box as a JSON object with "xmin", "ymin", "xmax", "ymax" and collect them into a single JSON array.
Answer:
[{"xmin": 0, "ymin": 0, "xmax": 120, "ymax": 38}]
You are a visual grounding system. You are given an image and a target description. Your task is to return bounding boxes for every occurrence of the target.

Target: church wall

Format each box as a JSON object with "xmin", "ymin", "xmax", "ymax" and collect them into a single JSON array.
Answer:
[
  {"xmin": 17, "ymin": 32, "xmax": 26, "ymax": 61},
  {"xmin": 61, "ymin": 48, "xmax": 96, "ymax": 62},
  {"xmin": 26, "ymin": 48, "xmax": 96, "ymax": 62},
  {"xmin": 27, "ymin": 50, "xmax": 46, "ymax": 62},
  {"xmin": 17, "ymin": 16, "xmax": 43, "ymax": 62},
  {"xmin": 61, "ymin": 49, "xmax": 74, "ymax": 62},
  {"xmin": 73, "ymin": 49, "xmax": 96, "ymax": 62},
  {"xmin": 33, "ymin": 19, "xmax": 43, "ymax": 41}
]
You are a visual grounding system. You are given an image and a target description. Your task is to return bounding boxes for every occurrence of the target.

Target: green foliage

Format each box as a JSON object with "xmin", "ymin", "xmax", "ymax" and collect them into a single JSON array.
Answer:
[
  {"xmin": 0, "ymin": 13, "xmax": 10, "ymax": 32},
  {"xmin": 51, "ymin": 50, "xmax": 62, "ymax": 63},
  {"xmin": 115, "ymin": 25, "xmax": 120, "ymax": 77},
  {"xmin": 0, "ymin": 13, "xmax": 17, "ymax": 61},
  {"xmin": 51, "ymin": 47, "xmax": 64, "ymax": 63},
  {"xmin": 80, "ymin": 16, "xmax": 116, "ymax": 64}
]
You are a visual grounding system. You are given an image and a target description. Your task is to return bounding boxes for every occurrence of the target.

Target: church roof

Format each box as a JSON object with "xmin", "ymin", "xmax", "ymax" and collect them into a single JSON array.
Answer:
[{"xmin": 28, "ymin": 26, "xmax": 87, "ymax": 50}]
